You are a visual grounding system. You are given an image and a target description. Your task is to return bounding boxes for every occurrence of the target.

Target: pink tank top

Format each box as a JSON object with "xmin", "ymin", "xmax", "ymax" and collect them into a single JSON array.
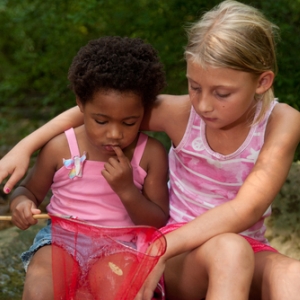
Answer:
[
  {"xmin": 168, "ymin": 100, "xmax": 278, "ymax": 243},
  {"xmin": 47, "ymin": 128, "xmax": 147, "ymax": 226}
]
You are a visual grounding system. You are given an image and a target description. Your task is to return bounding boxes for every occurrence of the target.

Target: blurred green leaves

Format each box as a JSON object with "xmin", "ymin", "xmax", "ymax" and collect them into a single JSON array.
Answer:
[{"xmin": 0, "ymin": 0, "xmax": 299, "ymax": 158}]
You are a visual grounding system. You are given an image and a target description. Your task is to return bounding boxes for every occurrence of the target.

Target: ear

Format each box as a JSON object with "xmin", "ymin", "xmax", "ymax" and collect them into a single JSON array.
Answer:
[
  {"xmin": 76, "ymin": 98, "xmax": 84, "ymax": 113},
  {"xmin": 255, "ymin": 71, "xmax": 274, "ymax": 95}
]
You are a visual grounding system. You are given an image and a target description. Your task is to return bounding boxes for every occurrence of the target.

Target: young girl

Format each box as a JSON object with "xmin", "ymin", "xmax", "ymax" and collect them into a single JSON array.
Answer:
[
  {"xmin": 1, "ymin": 1, "xmax": 300, "ymax": 299},
  {"xmin": 8, "ymin": 36, "xmax": 169, "ymax": 300}
]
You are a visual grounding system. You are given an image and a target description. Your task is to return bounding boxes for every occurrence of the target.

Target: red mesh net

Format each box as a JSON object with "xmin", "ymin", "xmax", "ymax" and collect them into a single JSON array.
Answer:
[{"xmin": 51, "ymin": 215, "xmax": 166, "ymax": 300}]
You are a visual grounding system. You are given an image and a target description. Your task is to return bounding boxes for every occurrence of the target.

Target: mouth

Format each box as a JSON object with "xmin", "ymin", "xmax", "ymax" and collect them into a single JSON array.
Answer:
[
  {"xmin": 201, "ymin": 116, "xmax": 217, "ymax": 122},
  {"xmin": 103, "ymin": 144, "xmax": 120, "ymax": 152}
]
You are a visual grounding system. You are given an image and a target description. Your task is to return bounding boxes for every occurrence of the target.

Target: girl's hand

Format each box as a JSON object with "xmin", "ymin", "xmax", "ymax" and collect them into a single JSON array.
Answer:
[
  {"xmin": 11, "ymin": 198, "xmax": 41, "ymax": 230},
  {"xmin": 135, "ymin": 258, "xmax": 166, "ymax": 300},
  {"xmin": 0, "ymin": 148, "xmax": 30, "ymax": 194},
  {"xmin": 101, "ymin": 146, "xmax": 135, "ymax": 196}
]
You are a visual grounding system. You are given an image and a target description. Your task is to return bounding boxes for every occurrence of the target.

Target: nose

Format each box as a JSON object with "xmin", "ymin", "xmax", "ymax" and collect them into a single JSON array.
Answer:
[
  {"xmin": 196, "ymin": 93, "xmax": 213, "ymax": 114},
  {"xmin": 106, "ymin": 124, "xmax": 123, "ymax": 140}
]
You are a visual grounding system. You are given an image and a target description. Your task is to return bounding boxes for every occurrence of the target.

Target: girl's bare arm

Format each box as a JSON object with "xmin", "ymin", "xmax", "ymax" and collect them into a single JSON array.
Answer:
[
  {"xmin": 102, "ymin": 137, "xmax": 169, "ymax": 228},
  {"xmin": 162, "ymin": 103, "xmax": 300, "ymax": 259},
  {"xmin": 135, "ymin": 104, "xmax": 300, "ymax": 300},
  {"xmin": 10, "ymin": 134, "xmax": 62, "ymax": 229},
  {"xmin": 0, "ymin": 106, "xmax": 83, "ymax": 193},
  {"xmin": 0, "ymin": 94, "xmax": 187, "ymax": 194}
]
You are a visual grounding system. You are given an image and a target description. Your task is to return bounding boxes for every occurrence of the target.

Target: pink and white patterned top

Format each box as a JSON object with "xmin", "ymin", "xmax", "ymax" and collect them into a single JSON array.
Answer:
[{"xmin": 168, "ymin": 100, "xmax": 278, "ymax": 243}]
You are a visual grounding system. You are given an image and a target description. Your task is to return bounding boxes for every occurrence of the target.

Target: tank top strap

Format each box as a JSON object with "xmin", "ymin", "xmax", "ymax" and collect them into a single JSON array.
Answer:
[
  {"xmin": 64, "ymin": 128, "xmax": 80, "ymax": 157},
  {"xmin": 131, "ymin": 132, "xmax": 148, "ymax": 167}
]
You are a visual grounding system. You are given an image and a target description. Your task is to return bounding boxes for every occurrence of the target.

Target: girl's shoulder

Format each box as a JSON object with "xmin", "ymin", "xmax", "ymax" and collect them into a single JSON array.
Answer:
[
  {"xmin": 267, "ymin": 103, "xmax": 300, "ymax": 135},
  {"xmin": 144, "ymin": 135, "xmax": 168, "ymax": 154},
  {"xmin": 139, "ymin": 135, "xmax": 168, "ymax": 172},
  {"xmin": 153, "ymin": 94, "xmax": 191, "ymax": 144},
  {"xmin": 143, "ymin": 94, "xmax": 190, "ymax": 130},
  {"xmin": 265, "ymin": 102, "xmax": 300, "ymax": 150},
  {"xmin": 39, "ymin": 131, "xmax": 70, "ymax": 168},
  {"xmin": 157, "ymin": 94, "xmax": 191, "ymax": 114},
  {"xmin": 42, "ymin": 131, "xmax": 68, "ymax": 153}
]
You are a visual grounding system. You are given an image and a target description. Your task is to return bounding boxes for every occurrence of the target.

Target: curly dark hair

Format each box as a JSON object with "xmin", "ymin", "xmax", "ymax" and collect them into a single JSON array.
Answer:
[{"xmin": 68, "ymin": 36, "xmax": 166, "ymax": 108}]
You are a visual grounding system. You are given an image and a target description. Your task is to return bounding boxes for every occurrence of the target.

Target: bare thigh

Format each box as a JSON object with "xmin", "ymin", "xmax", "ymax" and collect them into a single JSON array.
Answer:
[
  {"xmin": 164, "ymin": 233, "xmax": 254, "ymax": 300},
  {"xmin": 23, "ymin": 245, "xmax": 53, "ymax": 300},
  {"xmin": 23, "ymin": 245, "xmax": 78, "ymax": 300},
  {"xmin": 250, "ymin": 251, "xmax": 300, "ymax": 300}
]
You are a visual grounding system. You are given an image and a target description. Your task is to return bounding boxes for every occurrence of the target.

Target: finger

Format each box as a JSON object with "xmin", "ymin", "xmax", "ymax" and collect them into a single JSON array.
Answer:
[
  {"xmin": 26, "ymin": 214, "xmax": 38, "ymax": 226},
  {"xmin": 113, "ymin": 147, "xmax": 132, "ymax": 169},
  {"xmin": 112, "ymin": 146, "xmax": 126, "ymax": 161},
  {"xmin": 134, "ymin": 287, "xmax": 149, "ymax": 300},
  {"xmin": 0, "ymin": 169, "xmax": 10, "ymax": 190},
  {"xmin": 0, "ymin": 168, "xmax": 9, "ymax": 182},
  {"xmin": 3, "ymin": 181, "xmax": 13, "ymax": 194},
  {"xmin": 31, "ymin": 208, "xmax": 42, "ymax": 215},
  {"xmin": 134, "ymin": 290, "xmax": 143, "ymax": 300},
  {"xmin": 13, "ymin": 212, "xmax": 36, "ymax": 229},
  {"xmin": 3, "ymin": 170, "xmax": 25, "ymax": 194},
  {"xmin": 103, "ymin": 159, "xmax": 117, "ymax": 173}
]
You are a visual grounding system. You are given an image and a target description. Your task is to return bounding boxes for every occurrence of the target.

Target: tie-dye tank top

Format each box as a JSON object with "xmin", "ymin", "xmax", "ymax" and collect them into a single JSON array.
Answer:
[{"xmin": 168, "ymin": 100, "xmax": 278, "ymax": 243}]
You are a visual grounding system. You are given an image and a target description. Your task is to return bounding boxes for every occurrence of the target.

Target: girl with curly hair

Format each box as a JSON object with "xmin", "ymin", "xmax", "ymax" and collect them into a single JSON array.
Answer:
[{"xmin": 8, "ymin": 36, "xmax": 169, "ymax": 300}]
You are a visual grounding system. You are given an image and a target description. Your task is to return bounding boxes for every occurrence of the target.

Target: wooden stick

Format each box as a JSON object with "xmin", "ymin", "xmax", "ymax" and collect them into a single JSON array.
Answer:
[{"xmin": 0, "ymin": 214, "xmax": 50, "ymax": 221}]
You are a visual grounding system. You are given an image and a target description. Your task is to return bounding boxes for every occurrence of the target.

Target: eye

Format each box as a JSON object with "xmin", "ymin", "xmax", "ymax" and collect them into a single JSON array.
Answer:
[
  {"xmin": 123, "ymin": 122, "xmax": 136, "ymax": 126},
  {"xmin": 190, "ymin": 85, "xmax": 201, "ymax": 92},
  {"xmin": 216, "ymin": 92, "xmax": 230, "ymax": 98},
  {"xmin": 95, "ymin": 120, "xmax": 107, "ymax": 125}
]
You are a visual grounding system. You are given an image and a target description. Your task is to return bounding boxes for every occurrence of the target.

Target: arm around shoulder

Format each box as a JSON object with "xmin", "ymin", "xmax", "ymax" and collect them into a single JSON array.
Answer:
[
  {"xmin": 141, "ymin": 94, "xmax": 191, "ymax": 138},
  {"xmin": 9, "ymin": 133, "xmax": 66, "ymax": 229},
  {"xmin": 0, "ymin": 106, "xmax": 82, "ymax": 193}
]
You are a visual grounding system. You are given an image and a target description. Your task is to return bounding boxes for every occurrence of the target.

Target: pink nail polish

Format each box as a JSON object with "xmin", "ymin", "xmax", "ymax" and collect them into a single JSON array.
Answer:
[{"xmin": 5, "ymin": 187, "xmax": 11, "ymax": 193}]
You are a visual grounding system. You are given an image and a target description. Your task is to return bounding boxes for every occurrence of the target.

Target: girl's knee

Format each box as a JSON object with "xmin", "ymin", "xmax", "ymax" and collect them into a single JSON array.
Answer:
[
  {"xmin": 196, "ymin": 234, "xmax": 254, "ymax": 299},
  {"xmin": 23, "ymin": 257, "xmax": 54, "ymax": 300},
  {"xmin": 203, "ymin": 233, "xmax": 254, "ymax": 272},
  {"xmin": 206, "ymin": 233, "xmax": 253, "ymax": 256},
  {"xmin": 271, "ymin": 257, "xmax": 300, "ymax": 283},
  {"xmin": 271, "ymin": 259, "xmax": 300, "ymax": 299},
  {"xmin": 23, "ymin": 272, "xmax": 54, "ymax": 300},
  {"xmin": 253, "ymin": 252, "xmax": 300, "ymax": 299}
]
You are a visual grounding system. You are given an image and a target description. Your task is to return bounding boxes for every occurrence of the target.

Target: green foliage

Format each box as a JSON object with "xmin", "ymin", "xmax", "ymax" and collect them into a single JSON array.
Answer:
[
  {"xmin": 0, "ymin": 0, "xmax": 299, "ymax": 159},
  {"xmin": 239, "ymin": 0, "xmax": 300, "ymax": 111}
]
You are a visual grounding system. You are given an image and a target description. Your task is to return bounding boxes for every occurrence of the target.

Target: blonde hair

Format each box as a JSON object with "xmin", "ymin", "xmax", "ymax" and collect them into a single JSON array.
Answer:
[{"xmin": 185, "ymin": 0, "xmax": 279, "ymax": 123}]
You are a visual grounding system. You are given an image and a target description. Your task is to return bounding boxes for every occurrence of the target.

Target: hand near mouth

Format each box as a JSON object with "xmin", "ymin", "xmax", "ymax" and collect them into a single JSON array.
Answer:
[{"xmin": 101, "ymin": 146, "xmax": 135, "ymax": 197}]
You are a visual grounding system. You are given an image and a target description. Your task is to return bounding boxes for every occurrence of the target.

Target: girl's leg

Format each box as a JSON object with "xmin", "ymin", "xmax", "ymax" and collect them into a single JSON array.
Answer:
[
  {"xmin": 23, "ymin": 245, "xmax": 78, "ymax": 300},
  {"xmin": 250, "ymin": 251, "xmax": 300, "ymax": 300},
  {"xmin": 88, "ymin": 252, "xmax": 139, "ymax": 300},
  {"xmin": 164, "ymin": 233, "xmax": 254, "ymax": 300},
  {"xmin": 23, "ymin": 245, "xmax": 53, "ymax": 300}
]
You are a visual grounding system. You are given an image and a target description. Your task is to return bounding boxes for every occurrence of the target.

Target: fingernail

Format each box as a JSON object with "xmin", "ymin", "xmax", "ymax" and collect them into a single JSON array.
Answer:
[{"xmin": 4, "ymin": 187, "xmax": 11, "ymax": 193}]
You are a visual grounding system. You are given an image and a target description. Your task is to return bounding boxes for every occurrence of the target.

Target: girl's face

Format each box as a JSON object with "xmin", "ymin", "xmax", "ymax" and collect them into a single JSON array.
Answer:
[
  {"xmin": 77, "ymin": 90, "xmax": 144, "ymax": 156},
  {"xmin": 186, "ymin": 61, "xmax": 262, "ymax": 130}
]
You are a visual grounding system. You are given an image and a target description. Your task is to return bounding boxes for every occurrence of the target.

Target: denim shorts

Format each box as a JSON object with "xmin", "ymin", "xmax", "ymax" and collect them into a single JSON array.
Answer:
[
  {"xmin": 21, "ymin": 220, "xmax": 165, "ymax": 299},
  {"xmin": 21, "ymin": 220, "xmax": 52, "ymax": 271},
  {"xmin": 21, "ymin": 220, "xmax": 98, "ymax": 272},
  {"xmin": 21, "ymin": 220, "xmax": 139, "ymax": 273}
]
